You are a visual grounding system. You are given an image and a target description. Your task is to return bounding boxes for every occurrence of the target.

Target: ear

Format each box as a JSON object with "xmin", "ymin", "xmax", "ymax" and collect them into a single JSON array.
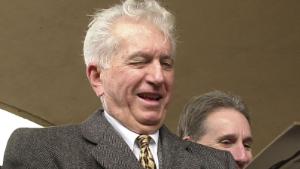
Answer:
[
  {"xmin": 86, "ymin": 64, "xmax": 104, "ymax": 97},
  {"xmin": 183, "ymin": 136, "xmax": 193, "ymax": 141}
]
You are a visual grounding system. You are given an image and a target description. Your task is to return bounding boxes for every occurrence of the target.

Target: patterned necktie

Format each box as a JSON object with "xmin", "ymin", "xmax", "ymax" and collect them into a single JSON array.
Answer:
[{"xmin": 137, "ymin": 135, "xmax": 157, "ymax": 169}]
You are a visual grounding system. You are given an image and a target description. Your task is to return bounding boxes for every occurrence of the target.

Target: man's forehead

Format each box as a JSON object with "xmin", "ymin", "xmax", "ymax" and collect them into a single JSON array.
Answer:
[{"xmin": 204, "ymin": 110, "xmax": 252, "ymax": 133}]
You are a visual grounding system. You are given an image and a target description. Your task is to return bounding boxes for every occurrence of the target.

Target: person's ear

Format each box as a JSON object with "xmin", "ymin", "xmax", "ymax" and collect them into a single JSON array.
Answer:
[
  {"xmin": 86, "ymin": 64, "xmax": 104, "ymax": 97},
  {"xmin": 183, "ymin": 136, "xmax": 193, "ymax": 141}
]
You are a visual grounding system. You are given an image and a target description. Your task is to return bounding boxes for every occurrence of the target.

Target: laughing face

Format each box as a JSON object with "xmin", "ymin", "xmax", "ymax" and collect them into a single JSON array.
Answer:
[{"xmin": 88, "ymin": 18, "xmax": 174, "ymax": 134}]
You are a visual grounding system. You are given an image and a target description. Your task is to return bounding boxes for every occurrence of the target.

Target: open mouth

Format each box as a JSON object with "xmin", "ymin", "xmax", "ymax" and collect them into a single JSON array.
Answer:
[{"xmin": 137, "ymin": 92, "xmax": 163, "ymax": 101}]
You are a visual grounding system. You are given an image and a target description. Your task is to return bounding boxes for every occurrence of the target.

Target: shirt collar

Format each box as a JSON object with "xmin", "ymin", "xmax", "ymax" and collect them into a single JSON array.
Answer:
[{"xmin": 103, "ymin": 111, "xmax": 159, "ymax": 150}]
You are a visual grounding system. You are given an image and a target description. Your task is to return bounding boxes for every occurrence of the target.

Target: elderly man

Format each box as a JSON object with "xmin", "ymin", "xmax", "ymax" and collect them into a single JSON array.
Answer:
[
  {"xmin": 178, "ymin": 90, "xmax": 253, "ymax": 169},
  {"xmin": 3, "ymin": 1, "xmax": 236, "ymax": 169}
]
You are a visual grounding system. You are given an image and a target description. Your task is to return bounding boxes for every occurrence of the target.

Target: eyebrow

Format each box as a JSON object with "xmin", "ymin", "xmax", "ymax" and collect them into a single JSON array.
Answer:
[
  {"xmin": 127, "ymin": 52, "xmax": 148, "ymax": 59},
  {"xmin": 244, "ymin": 136, "xmax": 253, "ymax": 144},
  {"xmin": 217, "ymin": 134, "xmax": 236, "ymax": 141},
  {"xmin": 128, "ymin": 51, "xmax": 172, "ymax": 59}
]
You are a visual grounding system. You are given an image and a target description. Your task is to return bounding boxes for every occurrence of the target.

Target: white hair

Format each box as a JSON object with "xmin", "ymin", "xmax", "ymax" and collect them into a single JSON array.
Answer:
[{"xmin": 83, "ymin": 0, "xmax": 176, "ymax": 69}]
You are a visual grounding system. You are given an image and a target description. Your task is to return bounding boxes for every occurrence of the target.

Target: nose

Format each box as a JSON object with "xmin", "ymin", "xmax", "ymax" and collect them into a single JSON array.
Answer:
[
  {"xmin": 146, "ymin": 61, "xmax": 164, "ymax": 87},
  {"xmin": 232, "ymin": 145, "xmax": 252, "ymax": 169}
]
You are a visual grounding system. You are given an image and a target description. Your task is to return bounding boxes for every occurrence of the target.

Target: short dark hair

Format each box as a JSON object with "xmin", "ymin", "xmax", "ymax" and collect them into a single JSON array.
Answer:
[{"xmin": 177, "ymin": 90, "xmax": 250, "ymax": 141}]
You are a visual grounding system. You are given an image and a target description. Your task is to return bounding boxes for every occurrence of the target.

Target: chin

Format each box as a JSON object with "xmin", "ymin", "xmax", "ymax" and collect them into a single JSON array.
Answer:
[
  {"xmin": 138, "ymin": 123, "xmax": 162, "ymax": 135},
  {"xmin": 138, "ymin": 114, "xmax": 163, "ymax": 127},
  {"xmin": 141, "ymin": 117, "xmax": 161, "ymax": 125}
]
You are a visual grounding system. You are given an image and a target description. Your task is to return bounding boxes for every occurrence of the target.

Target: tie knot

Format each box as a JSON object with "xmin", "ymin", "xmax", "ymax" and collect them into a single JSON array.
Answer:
[{"xmin": 137, "ymin": 135, "xmax": 151, "ymax": 148}]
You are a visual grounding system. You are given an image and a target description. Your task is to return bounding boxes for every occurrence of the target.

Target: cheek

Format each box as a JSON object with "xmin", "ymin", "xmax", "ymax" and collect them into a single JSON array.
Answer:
[
  {"xmin": 115, "ymin": 71, "xmax": 146, "ymax": 99},
  {"xmin": 212, "ymin": 142, "xmax": 236, "ymax": 152},
  {"xmin": 247, "ymin": 151, "xmax": 253, "ymax": 159},
  {"xmin": 110, "ymin": 68, "xmax": 138, "ymax": 85},
  {"xmin": 215, "ymin": 144, "xmax": 231, "ymax": 151},
  {"xmin": 123, "ymin": 72, "xmax": 145, "ymax": 91},
  {"xmin": 165, "ymin": 73, "xmax": 174, "ymax": 89}
]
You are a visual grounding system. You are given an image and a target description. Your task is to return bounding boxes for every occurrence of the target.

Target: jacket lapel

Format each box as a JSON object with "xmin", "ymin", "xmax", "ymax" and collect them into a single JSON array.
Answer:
[
  {"xmin": 80, "ymin": 110, "xmax": 142, "ymax": 169},
  {"xmin": 159, "ymin": 126, "xmax": 194, "ymax": 169}
]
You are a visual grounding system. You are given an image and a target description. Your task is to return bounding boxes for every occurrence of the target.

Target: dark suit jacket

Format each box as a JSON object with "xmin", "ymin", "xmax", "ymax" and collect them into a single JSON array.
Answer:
[{"xmin": 3, "ymin": 109, "xmax": 237, "ymax": 169}]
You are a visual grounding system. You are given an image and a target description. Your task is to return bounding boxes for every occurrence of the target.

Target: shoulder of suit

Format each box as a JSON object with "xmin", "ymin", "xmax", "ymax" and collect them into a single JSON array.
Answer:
[
  {"xmin": 9, "ymin": 123, "xmax": 80, "ymax": 144},
  {"xmin": 185, "ymin": 140, "xmax": 232, "ymax": 160},
  {"xmin": 187, "ymin": 141, "xmax": 227, "ymax": 154}
]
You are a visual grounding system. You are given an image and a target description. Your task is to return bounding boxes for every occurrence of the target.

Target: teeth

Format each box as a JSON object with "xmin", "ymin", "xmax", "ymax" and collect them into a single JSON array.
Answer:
[{"xmin": 138, "ymin": 93, "xmax": 162, "ymax": 100}]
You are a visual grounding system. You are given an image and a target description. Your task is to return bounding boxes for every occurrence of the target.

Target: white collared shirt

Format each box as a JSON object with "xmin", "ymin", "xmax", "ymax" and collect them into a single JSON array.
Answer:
[{"xmin": 104, "ymin": 111, "xmax": 159, "ymax": 169}]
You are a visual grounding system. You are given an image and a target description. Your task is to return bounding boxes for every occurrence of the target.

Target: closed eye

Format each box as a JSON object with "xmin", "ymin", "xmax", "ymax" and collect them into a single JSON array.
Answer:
[
  {"xmin": 243, "ymin": 137, "xmax": 253, "ymax": 150},
  {"xmin": 217, "ymin": 134, "xmax": 237, "ymax": 148},
  {"xmin": 244, "ymin": 143, "xmax": 252, "ymax": 150},
  {"xmin": 127, "ymin": 54, "xmax": 150, "ymax": 68},
  {"xmin": 219, "ymin": 139, "xmax": 235, "ymax": 148},
  {"xmin": 160, "ymin": 57, "xmax": 174, "ymax": 70}
]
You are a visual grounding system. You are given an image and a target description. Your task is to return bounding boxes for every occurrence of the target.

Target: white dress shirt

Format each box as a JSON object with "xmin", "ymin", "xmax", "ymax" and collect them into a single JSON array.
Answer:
[{"xmin": 104, "ymin": 111, "xmax": 159, "ymax": 169}]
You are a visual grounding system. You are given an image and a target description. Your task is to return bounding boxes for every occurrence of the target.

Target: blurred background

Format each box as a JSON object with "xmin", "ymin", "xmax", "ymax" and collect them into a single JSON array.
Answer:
[{"xmin": 0, "ymin": 0, "xmax": 299, "ymax": 160}]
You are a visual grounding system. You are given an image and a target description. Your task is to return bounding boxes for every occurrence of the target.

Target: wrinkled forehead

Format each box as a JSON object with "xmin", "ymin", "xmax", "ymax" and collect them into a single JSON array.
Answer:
[{"xmin": 204, "ymin": 108, "xmax": 252, "ymax": 134}]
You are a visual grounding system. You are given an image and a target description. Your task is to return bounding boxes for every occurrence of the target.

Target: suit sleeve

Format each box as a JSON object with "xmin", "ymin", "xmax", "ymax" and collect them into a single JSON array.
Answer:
[{"xmin": 2, "ymin": 128, "xmax": 58, "ymax": 169}]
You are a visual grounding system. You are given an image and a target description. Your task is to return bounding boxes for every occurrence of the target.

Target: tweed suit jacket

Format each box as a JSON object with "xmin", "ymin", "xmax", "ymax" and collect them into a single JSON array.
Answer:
[{"xmin": 3, "ymin": 109, "xmax": 237, "ymax": 169}]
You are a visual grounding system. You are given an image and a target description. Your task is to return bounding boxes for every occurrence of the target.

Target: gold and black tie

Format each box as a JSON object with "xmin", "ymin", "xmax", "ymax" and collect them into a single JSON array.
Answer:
[{"xmin": 137, "ymin": 135, "xmax": 157, "ymax": 169}]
